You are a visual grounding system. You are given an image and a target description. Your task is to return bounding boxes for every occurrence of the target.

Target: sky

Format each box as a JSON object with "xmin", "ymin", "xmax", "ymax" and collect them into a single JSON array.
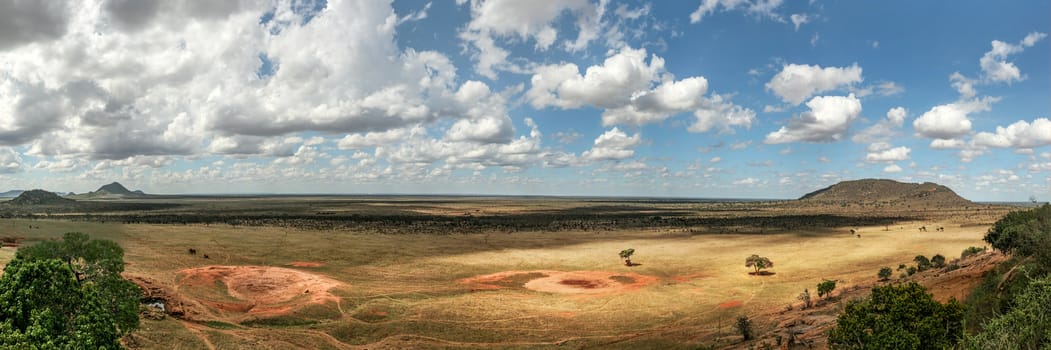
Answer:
[{"xmin": 0, "ymin": 0, "xmax": 1048, "ymax": 201}]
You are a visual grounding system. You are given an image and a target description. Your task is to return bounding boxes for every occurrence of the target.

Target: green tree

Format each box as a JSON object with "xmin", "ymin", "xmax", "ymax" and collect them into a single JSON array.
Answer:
[
  {"xmin": 827, "ymin": 282, "xmax": 964, "ymax": 349},
  {"xmin": 878, "ymin": 267, "xmax": 893, "ymax": 281},
  {"xmin": 931, "ymin": 254, "xmax": 946, "ymax": 268},
  {"xmin": 817, "ymin": 279, "xmax": 837, "ymax": 299},
  {"xmin": 914, "ymin": 255, "xmax": 931, "ymax": 271},
  {"xmin": 745, "ymin": 254, "xmax": 773, "ymax": 275},
  {"xmin": 619, "ymin": 248, "xmax": 635, "ymax": 266},
  {"xmin": 0, "ymin": 259, "xmax": 123, "ymax": 349},
  {"xmin": 8, "ymin": 233, "xmax": 140, "ymax": 337}
]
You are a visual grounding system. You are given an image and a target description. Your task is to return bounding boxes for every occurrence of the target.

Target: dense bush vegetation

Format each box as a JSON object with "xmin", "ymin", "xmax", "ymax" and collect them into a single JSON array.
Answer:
[
  {"xmin": 828, "ymin": 282, "xmax": 964, "ymax": 349},
  {"xmin": 963, "ymin": 204, "xmax": 1051, "ymax": 345},
  {"xmin": 0, "ymin": 233, "xmax": 140, "ymax": 348}
]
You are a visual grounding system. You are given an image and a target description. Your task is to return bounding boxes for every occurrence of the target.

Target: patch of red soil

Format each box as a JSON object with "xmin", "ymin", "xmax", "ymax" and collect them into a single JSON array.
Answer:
[
  {"xmin": 288, "ymin": 261, "xmax": 324, "ymax": 267},
  {"xmin": 461, "ymin": 270, "xmax": 659, "ymax": 295},
  {"xmin": 718, "ymin": 300, "xmax": 743, "ymax": 309},
  {"xmin": 559, "ymin": 279, "xmax": 606, "ymax": 289},
  {"xmin": 176, "ymin": 265, "xmax": 343, "ymax": 318}
]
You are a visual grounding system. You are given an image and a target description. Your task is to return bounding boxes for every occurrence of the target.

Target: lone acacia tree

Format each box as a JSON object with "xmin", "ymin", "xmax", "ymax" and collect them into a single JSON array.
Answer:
[
  {"xmin": 619, "ymin": 248, "xmax": 635, "ymax": 266},
  {"xmin": 745, "ymin": 254, "xmax": 773, "ymax": 275}
]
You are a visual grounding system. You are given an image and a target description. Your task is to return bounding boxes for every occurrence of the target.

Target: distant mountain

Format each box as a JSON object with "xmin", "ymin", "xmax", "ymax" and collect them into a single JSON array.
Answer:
[
  {"xmin": 7, "ymin": 190, "xmax": 75, "ymax": 206},
  {"xmin": 0, "ymin": 190, "xmax": 23, "ymax": 198},
  {"xmin": 799, "ymin": 179, "xmax": 973, "ymax": 207},
  {"xmin": 70, "ymin": 182, "xmax": 148, "ymax": 199}
]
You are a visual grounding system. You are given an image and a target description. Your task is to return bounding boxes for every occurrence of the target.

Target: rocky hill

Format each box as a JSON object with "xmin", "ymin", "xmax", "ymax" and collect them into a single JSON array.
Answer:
[
  {"xmin": 71, "ymin": 182, "xmax": 147, "ymax": 199},
  {"xmin": 7, "ymin": 190, "xmax": 75, "ymax": 206},
  {"xmin": 799, "ymin": 179, "xmax": 973, "ymax": 207}
]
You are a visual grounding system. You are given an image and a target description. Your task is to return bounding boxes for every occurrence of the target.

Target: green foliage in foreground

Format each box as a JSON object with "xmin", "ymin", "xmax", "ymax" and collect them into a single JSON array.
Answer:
[
  {"xmin": 0, "ymin": 232, "xmax": 140, "ymax": 349},
  {"xmin": 966, "ymin": 275, "xmax": 1051, "ymax": 349},
  {"xmin": 965, "ymin": 205, "xmax": 1051, "ymax": 347},
  {"xmin": 827, "ymin": 282, "xmax": 964, "ymax": 349}
]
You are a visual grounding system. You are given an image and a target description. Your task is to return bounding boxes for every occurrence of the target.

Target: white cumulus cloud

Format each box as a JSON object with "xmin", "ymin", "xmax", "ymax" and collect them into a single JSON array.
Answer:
[
  {"xmin": 766, "ymin": 63, "xmax": 863, "ymax": 105},
  {"xmin": 764, "ymin": 94, "xmax": 862, "ymax": 144}
]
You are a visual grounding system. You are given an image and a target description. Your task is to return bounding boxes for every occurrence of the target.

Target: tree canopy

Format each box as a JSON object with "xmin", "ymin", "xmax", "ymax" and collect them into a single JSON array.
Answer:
[
  {"xmin": 0, "ymin": 232, "xmax": 140, "ymax": 348},
  {"xmin": 827, "ymin": 282, "xmax": 964, "ymax": 349},
  {"xmin": 745, "ymin": 254, "xmax": 773, "ymax": 274}
]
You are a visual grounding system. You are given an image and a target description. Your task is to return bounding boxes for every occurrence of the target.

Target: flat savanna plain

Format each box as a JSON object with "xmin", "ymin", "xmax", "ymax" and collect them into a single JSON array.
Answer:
[{"xmin": 0, "ymin": 197, "xmax": 1017, "ymax": 349}]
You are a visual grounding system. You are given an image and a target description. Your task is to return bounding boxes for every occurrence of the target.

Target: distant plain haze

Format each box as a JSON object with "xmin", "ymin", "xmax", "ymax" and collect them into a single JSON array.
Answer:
[{"xmin": 0, "ymin": 0, "xmax": 1047, "ymax": 201}]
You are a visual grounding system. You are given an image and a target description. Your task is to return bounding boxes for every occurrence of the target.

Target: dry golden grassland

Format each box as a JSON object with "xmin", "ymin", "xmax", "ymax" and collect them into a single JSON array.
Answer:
[{"xmin": 0, "ymin": 199, "xmax": 1015, "ymax": 349}]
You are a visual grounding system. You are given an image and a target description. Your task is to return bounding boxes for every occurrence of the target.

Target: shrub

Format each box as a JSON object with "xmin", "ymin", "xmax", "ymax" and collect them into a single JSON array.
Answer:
[
  {"xmin": 817, "ymin": 280, "xmax": 837, "ymax": 299},
  {"xmin": 797, "ymin": 288, "xmax": 812, "ymax": 309},
  {"xmin": 915, "ymin": 255, "xmax": 932, "ymax": 271},
  {"xmin": 736, "ymin": 316, "xmax": 753, "ymax": 340},
  {"xmin": 828, "ymin": 282, "xmax": 964, "ymax": 349},
  {"xmin": 907, "ymin": 266, "xmax": 917, "ymax": 276},
  {"xmin": 878, "ymin": 267, "xmax": 893, "ymax": 281},
  {"xmin": 961, "ymin": 246, "xmax": 985, "ymax": 259},
  {"xmin": 966, "ymin": 276, "xmax": 1051, "ymax": 349},
  {"xmin": 898, "ymin": 263, "xmax": 906, "ymax": 270},
  {"xmin": 931, "ymin": 254, "xmax": 946, "ymax": 268}
]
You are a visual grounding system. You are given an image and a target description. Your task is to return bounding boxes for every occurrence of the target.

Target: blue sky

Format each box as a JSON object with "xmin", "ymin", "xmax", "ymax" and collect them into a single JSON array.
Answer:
[{"xmin": 0, "ymin": 0, "xmax": 1047, "ymax": 201}]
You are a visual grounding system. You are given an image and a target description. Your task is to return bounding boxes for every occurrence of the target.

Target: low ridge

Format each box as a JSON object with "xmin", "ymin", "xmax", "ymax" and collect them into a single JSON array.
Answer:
[
  {"xmin": 799, "ymin": 179, "xmax": 973, "ymax": 207},
  {"xmin": 7, "ymin": 190, "xmax": 75, "ymax": 206}
]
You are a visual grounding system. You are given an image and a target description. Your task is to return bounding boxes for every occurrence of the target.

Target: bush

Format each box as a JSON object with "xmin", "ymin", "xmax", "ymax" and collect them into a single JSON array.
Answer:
[
  {"xmin": 961, "ymin": 246, "xmax": 985, "ymax": 259},
  {"xmin": 828, "ymin": 282, "xmax": 964, "ymax": 349},
  {"xmin": 898, "ymin": 263, "xmax": 906, "ymax": 270},
  {"xmin": 797, "ymin": 288, "xmax": 812, "ymax": 309},
  {"xmin": 966, "ymin": 275, "xmax": 1051, "ymax": 349},
  {"xmin": 878, "ymin": 267, "xmax": 893, "ymax": 281},
  {"xmin": 907, "ymin": 266, "xmax": 917, "ymax": 276},
  {"xmin": 736, "ymin": 316, "xmax": 753, "ymax": 340},
  {"xmin": 817, "ymin": 280, "xmax": 837, "ymax": 299},
  {"xmin": 932, "ymin": 254, "xmax": 947, "ymax": 268},
  {"xmin": 915, "ymin": 255, "xmax": 932, "ymax": 271}
]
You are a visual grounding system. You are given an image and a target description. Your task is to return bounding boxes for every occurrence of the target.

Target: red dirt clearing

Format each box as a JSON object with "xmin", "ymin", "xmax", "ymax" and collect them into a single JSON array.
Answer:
[
  {"xmin": 176, "ymin": 266, "xmax": 342, "ymax": 318},
  {"xmin": 718, "ymin": 300, "xmax": 743, "ymax": 309},
  {"xmin": 288, "ymin": 261, "xmax": 324, "ymax": 267},
  {"xmin": 461, "ymin": 270, "xmax": 659, "ymax": 295}
]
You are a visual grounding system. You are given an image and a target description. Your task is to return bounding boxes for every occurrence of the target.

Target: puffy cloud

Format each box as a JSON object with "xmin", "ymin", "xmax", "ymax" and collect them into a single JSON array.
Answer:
[
  {"xmin": 766, "ymin": 64, "xmax": 863, "ymax": 105},
  {"xmin": 913, "ymin": 97, "xmax": 996, "ymax": 139},
  {"xmin": 688, "ymin": 94, "xmax": 757, "ymax": 133},
  {"xmin": 581, "ymin": 127, "xmax": 641, "ymax": 161},
  {"xmin": 930, "ymin": 138, "xmax": 965, "ymax": 149},
  {"xmin": 531, "ymin": 48, "xmax": 753, "ymax": 131},
  {"xmin": 689, "ymin": 0, "xmax": 784, "ymax": 24},
  {"xmin": 528, "ymin": 47, "xmax": 664, "ymax": 109},
  {"xmin": 980, "ymin": 32, "xmax": 1046, "ymax": 83},
  {"xmin": 865, "ymin": 143, "xmax": 911, "ymax": 162},
  {"xmin": 852, "ymin": 106, "xmax": 907, "ymax": 143},
  {"xmin": 949, "ymin": 72, "xmax": 977, "ymax": 98},
  {"xmin": 601, "ymin": 77, "xmax": 708, "ymax": 125},
  {"xmin": 459, "ymin": 0, "xmax": 600, "ymax": 77},
  {"xmin": 0, "ymin": 148, "xmax": 23, "ymax": 174},
  {"xmin": 446, "ymin": 115, "xmax": 515, "ymax": 143},
  {"xmin": 883, "ymin": 164, "xmax": 902, "ymax": 173},
  {"xmin": 764, "ymin": 94, "xmax": 862, "ymax": 144},
  {"xmin": 0, "ymin": 0, "xmax": 70, "ymax": 49},
  {"xmin": 0, "ymin": 1, "xmax": 534, "ymax": 162},
  {"xmin": 973, "ymin": 118, "xmax": 1051, "ymax": 149}
]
